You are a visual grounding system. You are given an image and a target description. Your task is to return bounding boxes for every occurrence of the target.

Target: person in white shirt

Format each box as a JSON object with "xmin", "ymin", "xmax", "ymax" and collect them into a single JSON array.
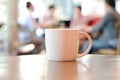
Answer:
[{"xmin": 19, "ymin": 1, "xmax": 38, "ymax": 43}]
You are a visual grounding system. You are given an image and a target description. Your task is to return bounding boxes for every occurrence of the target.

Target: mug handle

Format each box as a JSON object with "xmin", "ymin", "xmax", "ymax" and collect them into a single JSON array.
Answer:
[{"xmin": 77, "ymin": 31, "xmax": 92, "ymax": 58}]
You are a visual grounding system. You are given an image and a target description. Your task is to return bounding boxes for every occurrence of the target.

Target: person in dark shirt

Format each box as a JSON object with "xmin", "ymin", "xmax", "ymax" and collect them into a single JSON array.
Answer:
[{"xmin": 82, "ymin": 0, "xmax": 118, "ymax": 54}]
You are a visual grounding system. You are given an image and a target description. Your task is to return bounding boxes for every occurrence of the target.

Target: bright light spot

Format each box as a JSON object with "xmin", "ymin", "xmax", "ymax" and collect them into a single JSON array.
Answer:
[
  {"xmin": 36, "ymin": 28, "xmax": 44, "ymax": 37},
  {"xmin": 20, "ymin": 44, "xmax": 35, "ymax": 52}
]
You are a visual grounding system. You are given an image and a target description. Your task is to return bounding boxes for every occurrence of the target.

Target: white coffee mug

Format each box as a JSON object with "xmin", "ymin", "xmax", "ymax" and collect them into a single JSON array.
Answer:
[{"xmin": 45, "ymin": 29, "xmax": 92, "ymax": 61}]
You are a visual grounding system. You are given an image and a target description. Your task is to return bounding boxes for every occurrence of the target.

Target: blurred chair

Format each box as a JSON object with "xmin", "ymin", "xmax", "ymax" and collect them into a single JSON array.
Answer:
[
  {"xmin": 60, "ymin": 20, "xmax": 71, "ymax": 28},
  {"xmin": 0, "ymin": 23, "xmax": 6, "ymax": 53},
  {"xmin": 98, "ymin": 49, "xmax": 116, "ymax": 55},
  {"xmin": 17, "ymin": 24, "xmax": 43, "ymax": 55},
  {"xmin": 17, "ymin": 41, "xmax": 43, "ymax": 55},
  {"xmin": 116, "ymin": 21, "xmax": 120, "ymax": 54},
  {"xmin": 0, "ymin": 23, "xmax": 4, "ymax": 28}
]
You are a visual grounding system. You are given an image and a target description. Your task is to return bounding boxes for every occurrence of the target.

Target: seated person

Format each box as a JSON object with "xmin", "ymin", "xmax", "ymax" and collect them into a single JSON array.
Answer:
[
  {"xmin": 37, "ymin": 5, "xmax": 59, "ymax": 38},
  {"xmin": 70, "ymin": 5, "xmax": 94, "ymax": 29},
  {"xmin": 82, "ymin": 0, "xmax": 118, "ymax": 54},
  {"xmin": 18, "ymin": 2, "xmax": 43, "ymax": 55},
  {"xmin": 19, "ymin": 1, "xmax": 36, "ymax": 43},
  {"xmin": 108, "ymin": 7, "xmax": 120, "ymax": 50},
  {"xmin": 40, "ymin": 5, "xmax": 59, "ymax": 28}
]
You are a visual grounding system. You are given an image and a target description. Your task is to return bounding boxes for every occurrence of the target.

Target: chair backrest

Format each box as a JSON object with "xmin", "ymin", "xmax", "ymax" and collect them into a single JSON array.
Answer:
[
  {"xmin": 116, "ymin": 22, "xmax": 120, "ymax": 54},
  {"xmin": 113, "ymin": 10, "xmax": 120, "ymax": 54}
]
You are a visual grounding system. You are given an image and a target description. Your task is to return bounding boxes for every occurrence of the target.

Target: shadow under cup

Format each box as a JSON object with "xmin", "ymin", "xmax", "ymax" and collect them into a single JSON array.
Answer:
[{"xmin": 45, "ymin": 29, "xmax": 92, "ymax": 61}]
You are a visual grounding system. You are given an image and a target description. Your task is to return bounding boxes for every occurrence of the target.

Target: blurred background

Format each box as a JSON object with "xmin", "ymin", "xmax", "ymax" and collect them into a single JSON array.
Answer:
[{"xmin": 0, "ymin": 0, "xmax": 120, "ymax": 56}]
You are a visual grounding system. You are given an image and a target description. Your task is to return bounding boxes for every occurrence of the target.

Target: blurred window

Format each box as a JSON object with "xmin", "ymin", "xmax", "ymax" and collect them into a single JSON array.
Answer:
[
  {"xmin": 18, "ymin": 0, "xmax": 119, "ymax": 22},
  {"xmin": 116, "ymin": 0, "xmax": 120, "ymax": 14}
]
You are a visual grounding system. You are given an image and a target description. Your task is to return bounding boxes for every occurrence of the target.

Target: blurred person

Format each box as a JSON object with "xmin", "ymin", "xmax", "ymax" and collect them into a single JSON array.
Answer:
[
  {"xmin": 19, "ymin": 1, "xmax": 38, "ymax": 43},
  {"xmin": 37, "ymin": 5, "xmax": 59, "ymax": 38},
  {"xmin": 82, "ymin": 0, "xmax": 118, "ymax": 54},
  {"xmin": 70, "ymin": 6, "xmax": 93, "ymax": 29},
  {"xmin": 18, "ymin": 1, "xmax": 43, "ymax": 55},
  {"xmin": 35, "ymin": 5, "xmax": 59, "ymax": 49},
  {"xmin": 40, "ymin": 5, "xmax": 59, "ymax": 28},
  {"xmin": 108, "ymin": 10, "xmax": 120, "ymax": 49},
  {"xmin": 70, "ymin": 5, "xmax": 95, "ymax": 52}
]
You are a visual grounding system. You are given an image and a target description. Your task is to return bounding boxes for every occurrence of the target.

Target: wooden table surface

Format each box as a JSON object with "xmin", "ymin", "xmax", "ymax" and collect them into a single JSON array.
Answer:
[{"xmin": 0, "ymin": 54, "xmax": 120, "ymax": 80}]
